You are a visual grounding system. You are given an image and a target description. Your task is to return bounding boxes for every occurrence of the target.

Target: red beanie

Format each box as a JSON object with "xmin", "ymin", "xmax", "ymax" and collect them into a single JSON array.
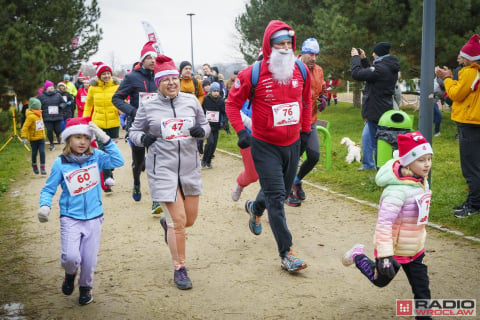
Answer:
[
  {"xmin": 140, "ymin": 41, "xmax": 158, "ymax": 62},
  {"xmin": 154, "ymin": 55, "xmax": 178, "ymax": 85},
  {"xmin": 460, "ymin": 34, "xmax": 480, "ymax": 61},
  {"xmin": 397, "ymin": 131, "xmax": 433, "ymax": 166},
  {"xmin": 93, "ymin": 62, "xmax": 112, "ymax": 78},
  {"xmin": 61, "ymin": 117, "xmax": 93, "ymax": 143}
]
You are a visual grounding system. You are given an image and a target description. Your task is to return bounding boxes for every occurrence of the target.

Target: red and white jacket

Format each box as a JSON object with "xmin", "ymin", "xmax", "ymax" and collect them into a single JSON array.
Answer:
[{"xmin": 226, "ymin": 20, "xmax": 311, "ymax": 146}]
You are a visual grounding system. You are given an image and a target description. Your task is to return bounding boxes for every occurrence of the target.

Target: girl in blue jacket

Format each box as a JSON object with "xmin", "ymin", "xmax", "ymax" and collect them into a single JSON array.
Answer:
[{"xmin": 38, "ymin": 117, "xmax": 124, "ymax": 305}]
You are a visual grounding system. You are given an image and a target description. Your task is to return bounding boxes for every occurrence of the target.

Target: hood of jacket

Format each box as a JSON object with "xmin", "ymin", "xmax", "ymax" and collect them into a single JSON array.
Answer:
[
  {"xmin": 261, "ymin": 20, "xmax": 296, "ymax": 63},
  {"xmin": 376, "ymin": 159, "xmax": 427, "ymax": 189},
  {"xmin": 376, "ymin": 55, "xmax": 401, "ymax": 75}
]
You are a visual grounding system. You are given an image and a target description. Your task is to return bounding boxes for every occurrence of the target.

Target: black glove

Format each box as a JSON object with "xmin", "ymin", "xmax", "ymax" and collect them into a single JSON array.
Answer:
[
  {"xmin": 237, "ymin": 129, "xmax": 251, "ymax": 149},
  {"xmin": 189, "ymin": 125, "xmax": 205, "ymax": 138},
  {"xmin": 376, "ymin": 256, "xmax": 400, "ymax": 279},
  {"xmin": 141, "ymin": 133, "xmax": 157, "ymax": 148},
  {"xmin": 300, "ymin": 130, "xmax": 311, "ymax": 152}
]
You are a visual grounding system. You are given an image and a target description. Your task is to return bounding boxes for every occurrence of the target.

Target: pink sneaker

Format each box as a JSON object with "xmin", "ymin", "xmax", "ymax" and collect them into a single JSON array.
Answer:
[{"xmin": 342, "ymin": 244, "xmax": 365, "ymax": 266}]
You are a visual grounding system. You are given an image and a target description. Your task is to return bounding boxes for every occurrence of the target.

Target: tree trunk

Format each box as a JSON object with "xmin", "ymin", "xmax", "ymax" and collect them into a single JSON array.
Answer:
[{"xmin": 353, "ymin": 81, "xmax": 362, "ymax": 108}]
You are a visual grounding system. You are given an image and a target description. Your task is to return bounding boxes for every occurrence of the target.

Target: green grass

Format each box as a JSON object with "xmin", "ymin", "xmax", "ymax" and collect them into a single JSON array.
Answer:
[
  {"xmin": 218, "ymin": 101, "xmax": 480, "ymax": 238},
  {"xmin": 0, "ymin": 130, "xmax": 31, "ymax": 305}
]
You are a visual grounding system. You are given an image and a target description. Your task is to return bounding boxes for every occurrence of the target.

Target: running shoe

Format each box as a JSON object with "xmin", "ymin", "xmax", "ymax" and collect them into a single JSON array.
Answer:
[
  {"xmin": 454, "ymin": 204, "xmax": 480, "ymax": 218},
  {"xmin": 292, "ymin": 183, "xmax": 306, "ymax": 201},
  {"xmin": 104, "ymin": 177, "xmax": 115, "ymax": 187},
  {"xmin": 78, "ymin": 286, "xmax": 93, "ymax": 305},
  {"xmin": 62, "ymin": 273, "xmax": 76, "ymax": 296},
  {"xmin": 231, "ymin": 183, "xmax": 243, "ymax": 202},
  {"xmin": 132, "ymin": 184, "xmax": 141, "ymax": 202},
  {"xmin": 245, "ymin": 200, "xmax": 261, "ymax": 235},
  {"xmin": 285, "ymin": 190, "xmax": 301, "ymax": 207},
  {"xmin": 281, "ymin": 249, "xmax": 307, "ymax": 272},
  {"xmin": 174, "ymin": 267, "xmax": 192, "ymax": 290},
  {"xmin": 151, "ymin": 201, "xmax": 163, "ymax": 215},
  {"xmin": 342, "ymin": 244, "xmax": 365, "ymax": 267}
]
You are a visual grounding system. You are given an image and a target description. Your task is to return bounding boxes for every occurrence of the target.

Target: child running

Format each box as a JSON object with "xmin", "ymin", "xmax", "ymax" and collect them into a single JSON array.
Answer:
[
  {"xmin": 342, "ymin": 131, "xmax": 433, "ymax": 320},
  {"xmin": 38, "ymin": 117, "xmax": 124, "ymax": 305},
  {"xmin": 21, "ymin": 97, "xmax": 47, "ymax": 175}
]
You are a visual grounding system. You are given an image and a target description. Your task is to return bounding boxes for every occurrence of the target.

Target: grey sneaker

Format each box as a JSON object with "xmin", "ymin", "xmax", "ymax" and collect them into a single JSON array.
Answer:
[
  {"xmin": 174, "ymin": 267, "xmax": 192, "ymax": 290},
  {"xmin": 231, "ymin": 183, "xmax": 243, "ymax": 201},
  {"xmin": 281, "ymin": 249, "xmax": 307, "ymax": 273}
]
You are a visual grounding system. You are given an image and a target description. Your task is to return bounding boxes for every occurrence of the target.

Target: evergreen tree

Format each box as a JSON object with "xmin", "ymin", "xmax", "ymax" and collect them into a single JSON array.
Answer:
[{"xmin": 0, "ymin": 0, "xmax": 102, "ymax": 104}]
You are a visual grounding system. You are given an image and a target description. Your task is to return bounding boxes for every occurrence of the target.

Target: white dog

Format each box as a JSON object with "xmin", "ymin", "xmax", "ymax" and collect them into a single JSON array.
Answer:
[{"xmin": 340, "ymin": 137, "xmax": 362, "ymax": 164}]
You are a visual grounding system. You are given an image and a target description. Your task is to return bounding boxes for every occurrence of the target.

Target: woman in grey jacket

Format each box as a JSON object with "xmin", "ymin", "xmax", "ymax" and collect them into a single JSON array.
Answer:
[{"xmin": 128, "ymin": 55, "xmax": 210, "ymax": 290}]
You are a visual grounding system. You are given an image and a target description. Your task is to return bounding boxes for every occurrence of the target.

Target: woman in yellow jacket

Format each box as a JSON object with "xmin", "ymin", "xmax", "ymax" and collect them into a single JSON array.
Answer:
[
  {"xmin": 21, "ymin": 97, "xmax": 47, "ymax": 175},
  {"xmin": 83, "ymin": 62, "xmax": 120, "ymax": 191}
]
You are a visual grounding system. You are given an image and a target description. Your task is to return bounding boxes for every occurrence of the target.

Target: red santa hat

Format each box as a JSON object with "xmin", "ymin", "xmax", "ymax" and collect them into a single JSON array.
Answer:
[
  {"xmin": 154, "ymin": 55, "xmax": 179, "ymax": 86},
  {"xmin": 140, "ymin": 41, "xmax": 158, "ymax": 62},
  {"xmin": 78, "ymin": 71, "xmax": 85, "ymax": 79},
  {"xmin": 93, "ymin": 62, "xmax": 112, "ymax": 77},
  {"xmin": 460, "ymin": 34, "xmax": 480, "ymax": 61},
  {"xmin": 61, "ymin": 117, "xmax": 93, "ymax": 143},
  {"xmin": 396, "ymin": 131, "xmax": 433, "ymax": 166}
]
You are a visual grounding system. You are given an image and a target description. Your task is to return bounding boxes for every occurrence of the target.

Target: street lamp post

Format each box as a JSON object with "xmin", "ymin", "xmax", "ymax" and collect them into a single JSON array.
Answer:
[{"xmin": 187, "ymin": 13, "xmax": 195, "ymax": 73}]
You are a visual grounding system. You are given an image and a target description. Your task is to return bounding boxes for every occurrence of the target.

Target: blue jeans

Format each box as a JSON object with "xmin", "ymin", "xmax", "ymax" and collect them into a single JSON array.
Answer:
[
  {"xmin": 433, "ymin": 102, "xmax": 442, "ymax": 134},
  {"xmin": 361, "ymin": 120, "xmax": 378, "ymax": 170}
]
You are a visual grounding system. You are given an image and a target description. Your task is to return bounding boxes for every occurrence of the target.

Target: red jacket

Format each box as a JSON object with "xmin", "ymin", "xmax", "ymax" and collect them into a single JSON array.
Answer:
[{"xmin": 226, "ymin": 20, "xmax": 311, "ymax": 146}]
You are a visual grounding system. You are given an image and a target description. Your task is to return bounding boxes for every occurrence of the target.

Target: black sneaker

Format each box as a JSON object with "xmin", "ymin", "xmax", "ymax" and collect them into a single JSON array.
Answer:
[
  {"xmin": 453, "ymin": 202, "xmax": 468, "ymax": 211},
  {"xmin": 62, "ymin": 273, "xmax": 76, "ymax": 295},
  {"xmin": 160, "ymin": 216, "xmax": 168, "ymax": 244},
  {"xmin": 78, "ymin": 286, "xmax": 93, "ymax": 305},
  {"xmin": 454, "ymin": 204, "xmax": 480, "ymax": 218},
  {"xmin": 292, "ymin": 183, "xmax": 306, "ymax": 201},
  {"xmin": 286, "ymin": 190, "xmax": 301, "ymax": 207}
]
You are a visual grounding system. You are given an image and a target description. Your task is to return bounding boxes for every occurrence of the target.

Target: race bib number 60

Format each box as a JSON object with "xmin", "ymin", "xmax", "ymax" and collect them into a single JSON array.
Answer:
[{"xmin": 63, "ymin": 163, "xmax": 100, "ymax": 196}]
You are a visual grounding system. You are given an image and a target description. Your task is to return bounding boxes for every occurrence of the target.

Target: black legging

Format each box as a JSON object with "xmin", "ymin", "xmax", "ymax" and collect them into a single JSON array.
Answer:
[{"xmin": 44, "ymin": 120, "xmax": 62, "ymax": 145}]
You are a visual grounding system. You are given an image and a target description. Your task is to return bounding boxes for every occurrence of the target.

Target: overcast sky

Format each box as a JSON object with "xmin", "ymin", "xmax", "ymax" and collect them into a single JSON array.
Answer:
[{"xmin": 87, "ymin": 0, "xmax": 248, "ymax": 70}]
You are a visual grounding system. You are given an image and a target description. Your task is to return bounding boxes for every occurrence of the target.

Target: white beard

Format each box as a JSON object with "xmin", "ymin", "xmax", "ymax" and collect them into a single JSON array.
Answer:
[{"xmin": 268, "ymin": 48, "xmax": 296, "ymax": 85}]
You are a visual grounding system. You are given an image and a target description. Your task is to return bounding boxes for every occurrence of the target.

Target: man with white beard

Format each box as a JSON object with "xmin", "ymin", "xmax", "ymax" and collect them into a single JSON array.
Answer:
[{"xmin": 226, "ymin": 20, "xmax": 312, "ymax": 273}]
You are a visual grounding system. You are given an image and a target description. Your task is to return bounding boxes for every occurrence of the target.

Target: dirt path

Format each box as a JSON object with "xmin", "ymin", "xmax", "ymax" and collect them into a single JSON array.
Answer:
[{"xmin": 5, "ymin": 139, "xmax": 480, "ymax": 319}]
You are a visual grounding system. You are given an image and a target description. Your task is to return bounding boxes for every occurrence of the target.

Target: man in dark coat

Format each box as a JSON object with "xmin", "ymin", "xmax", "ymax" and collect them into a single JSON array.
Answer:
[
  {"xmin": 112, "ymin": 41, "xmax": 157, "ymax": 204},
  {"xmin": 351, "ymin": 42, "xmax": 400, "ymax": 171}
]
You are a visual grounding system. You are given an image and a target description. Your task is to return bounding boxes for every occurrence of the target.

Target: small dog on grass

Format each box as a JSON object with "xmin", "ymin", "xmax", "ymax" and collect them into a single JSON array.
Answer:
[{"xmin": 340, "ymin": 137, "xmax": 362, "ymax": 164}]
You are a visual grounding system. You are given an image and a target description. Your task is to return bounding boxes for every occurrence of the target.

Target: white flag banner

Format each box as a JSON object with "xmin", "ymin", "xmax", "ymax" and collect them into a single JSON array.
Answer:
[{"xmin": 141, "ymin": 21, "xmax": 164, "ymax": 55}]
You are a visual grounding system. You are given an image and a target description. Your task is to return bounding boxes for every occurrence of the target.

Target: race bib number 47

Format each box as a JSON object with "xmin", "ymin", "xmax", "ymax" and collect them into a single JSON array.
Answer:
[
  {"xmin": 63, "ymin": 163, "xmax": 100, "ymax": 196},
  {"xmin": 161, "ymin": 118, "xmax": 194, "ymax": 141}
]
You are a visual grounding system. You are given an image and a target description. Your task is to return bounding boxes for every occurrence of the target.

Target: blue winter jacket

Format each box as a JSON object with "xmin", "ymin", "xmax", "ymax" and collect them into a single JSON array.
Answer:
[{"xmin": 39, "ymin": 141, "xmax": 124, "ymax": 220}]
